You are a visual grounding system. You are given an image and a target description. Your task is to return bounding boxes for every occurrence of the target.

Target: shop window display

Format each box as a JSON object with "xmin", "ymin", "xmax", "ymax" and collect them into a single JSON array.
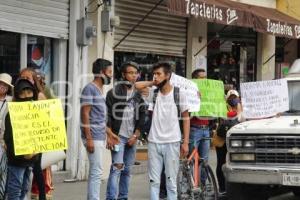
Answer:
[
  {"xmin": 207, "ymin": 23, "xmax": 257, "ymax": 89},
  {"xmin": 27, "ymin": 36, "xmax": 53, "ymax": 84},
  {"xmin": 0, "ymin": 31, "xmax": 20, "ymax": 80},
  {"xmin": 114, "ymin": 52, "xmax": 186, "ymax": 81}
]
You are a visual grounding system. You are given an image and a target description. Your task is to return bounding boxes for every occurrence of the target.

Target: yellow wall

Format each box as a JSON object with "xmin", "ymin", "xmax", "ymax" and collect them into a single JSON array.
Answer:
[{"xmin": 277, "ymin": 0, "xmax": 300, "ymax": 20}]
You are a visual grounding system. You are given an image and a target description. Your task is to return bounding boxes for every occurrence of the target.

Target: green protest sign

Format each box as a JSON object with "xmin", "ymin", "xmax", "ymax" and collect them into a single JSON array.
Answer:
[{"xmin": 191, "ymin": 79, "xmax": 227, "ymax": 118}]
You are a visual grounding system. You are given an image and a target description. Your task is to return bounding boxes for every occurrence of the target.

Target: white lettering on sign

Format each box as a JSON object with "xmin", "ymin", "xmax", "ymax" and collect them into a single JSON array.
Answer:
[
  {"xmin": 186, "ymin": 0, "xmax": 223, "ymax": 21},
  {"xmin": 227, "ymin": 9, "xmax": 238, "ymax": 24},
  {"xmin": 241, "ymin": 79, "xmax": 289, "ymax": 119},
  {"xmin": 267, "ymin": 19, "xmax": 293, "ymax": 37},
  {"xmin": 294, "ymin": 25, "xmax": 300, "ymax": 39}
]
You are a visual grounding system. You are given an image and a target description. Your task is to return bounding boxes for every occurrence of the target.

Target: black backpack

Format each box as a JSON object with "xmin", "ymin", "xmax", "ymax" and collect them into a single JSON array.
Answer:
[{"xmin": 217, "ymin": 118, "xmax": 239, "ymax": 138}]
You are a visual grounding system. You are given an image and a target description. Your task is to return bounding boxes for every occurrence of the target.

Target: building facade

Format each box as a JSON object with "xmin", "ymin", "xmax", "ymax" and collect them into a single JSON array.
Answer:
[
  {"xmin": 0, "ymin": 0, "xmax": 68, "ymax": 95},
  {"xmin": 276, "ymin": 0, "xmax": 300, "ymax": 78},
  {"xmin": 65, "ymin": 0, "xmax": 300, "ymax": 181},
  {"xmin": 2, "ymin": 0, "xmax": 298, "ymax": 181}
]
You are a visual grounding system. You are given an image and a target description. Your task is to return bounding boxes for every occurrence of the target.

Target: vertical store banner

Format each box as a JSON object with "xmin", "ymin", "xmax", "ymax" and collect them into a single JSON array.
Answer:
[
  {"xmin": 240, "ymin": 79, "xmax": 289, "ymax": 119},
  {"xmin": 170, "ymin": 73, "xmax": 201, "ymax": 112},
  {"xmin": 192, "ymin": 79, "xmax": 227, "ymax": 118},
  {"xmin": 8, "ymin": 99, "xmax": 67, "ymax": 155}
]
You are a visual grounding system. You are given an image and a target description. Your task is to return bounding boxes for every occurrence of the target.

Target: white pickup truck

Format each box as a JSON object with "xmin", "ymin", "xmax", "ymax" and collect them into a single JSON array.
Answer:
[{"xmin": 224, "ymin": 60, "xmax": 300, "ymax": 200}]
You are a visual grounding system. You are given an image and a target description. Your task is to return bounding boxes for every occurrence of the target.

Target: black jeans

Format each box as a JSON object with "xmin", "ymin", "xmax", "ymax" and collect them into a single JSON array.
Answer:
[
  {"xmin": 216, "ymin": 144, "xmax": 227, "ymax": 192},
  {"xmin": 32, "ymin": 154, "xmax": 46, "ymax": 200}
]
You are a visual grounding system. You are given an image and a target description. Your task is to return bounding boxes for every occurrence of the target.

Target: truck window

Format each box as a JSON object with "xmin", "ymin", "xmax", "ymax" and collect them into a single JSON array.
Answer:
[{"xmin": 288, "ymin": 81, "xmax": 300, "ymax": 112}]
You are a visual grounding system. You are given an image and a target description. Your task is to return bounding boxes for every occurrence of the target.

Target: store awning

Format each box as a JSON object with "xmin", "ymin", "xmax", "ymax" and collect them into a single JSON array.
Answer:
[{"xmin": 167, "ymin": 0, "xmax": 300, "ymax": 39}]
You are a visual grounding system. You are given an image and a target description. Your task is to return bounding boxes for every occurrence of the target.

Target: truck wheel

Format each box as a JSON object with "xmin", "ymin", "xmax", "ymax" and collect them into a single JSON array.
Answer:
[{"xmin": 227, "ymin": 182, "xmax": 269, "ymax": 200}]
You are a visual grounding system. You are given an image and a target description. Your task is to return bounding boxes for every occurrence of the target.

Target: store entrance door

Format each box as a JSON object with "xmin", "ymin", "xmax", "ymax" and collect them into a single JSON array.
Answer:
[{"xmin": 207, "ymin": 24, "xmax": 257, "ymax": 90}]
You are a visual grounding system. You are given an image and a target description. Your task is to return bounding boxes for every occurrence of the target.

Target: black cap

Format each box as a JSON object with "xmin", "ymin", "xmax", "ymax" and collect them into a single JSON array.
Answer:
[{"xmin": 14, "ymin": 79, "xmax": 38, "ymax": 100}]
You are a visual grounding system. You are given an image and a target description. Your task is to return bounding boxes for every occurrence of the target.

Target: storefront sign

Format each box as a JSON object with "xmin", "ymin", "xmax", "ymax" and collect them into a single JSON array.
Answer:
[
  {"xmin": 184, "ymin": 1, "xmax": 240, "ymax": 25},
  {"xmin": 191, "ymin": 79, "xmax": 227, "ymax": 118},
  {"xmin": 170, "ymin": 73, "xmax": 201, "ymax": 112},
  {"xmin": 8, "ymin": 99, "xmax": 67, "ymax": 155},
  {"xmin": 168, "ymin": 0, "xmax": 300, "ymax": 39},
  {"xmin": 240, "ymin": 79, "xmax": 289, "ymax": 119}
]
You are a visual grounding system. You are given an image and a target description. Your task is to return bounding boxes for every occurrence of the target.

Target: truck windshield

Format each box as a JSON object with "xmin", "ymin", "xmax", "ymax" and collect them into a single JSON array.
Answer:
[{"xmin": 288, "ymin": 81, "xmax": 300, "ymax": 112}]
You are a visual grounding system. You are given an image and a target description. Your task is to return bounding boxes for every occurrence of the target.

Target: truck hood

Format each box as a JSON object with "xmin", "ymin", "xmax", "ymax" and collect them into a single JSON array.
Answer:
[{"xmin": 228, "ymin": 116, "xmax": 300, "ymax": 135}]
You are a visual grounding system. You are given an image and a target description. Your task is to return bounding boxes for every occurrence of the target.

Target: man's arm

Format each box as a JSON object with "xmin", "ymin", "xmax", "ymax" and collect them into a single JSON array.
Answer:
[
  {"xmin": 106, "ymin": 90, "xmax": 120, "ymax": 150},
  {"xmin": 181, "ymin": 110, "xmax": 190, "ymax": 157},
  {"xmin": 134, "ymin": 81, "xmax": 153, "ymax": 91},
  {"xmin": 81, "ymin": 105, "xmax": 94, "ymax": 153}
]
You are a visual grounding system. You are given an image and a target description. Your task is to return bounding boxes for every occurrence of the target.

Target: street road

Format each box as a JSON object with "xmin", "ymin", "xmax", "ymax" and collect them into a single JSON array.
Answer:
[{"xmin": 52, "ymin": 150, "xmax": 300, "ymax": 199}]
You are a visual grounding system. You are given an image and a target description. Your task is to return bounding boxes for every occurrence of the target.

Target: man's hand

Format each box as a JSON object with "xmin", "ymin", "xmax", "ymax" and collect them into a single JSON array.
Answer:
[
  {"xmin": 127, "ymin": 130, "xmax": 140, "ymax": 147},
  {"xmin": 127, "ymin": 134, "xmax": 138, "ymax": 147},
  {"xmin": 86, "ymin": 139, "xmax": 95, "ymax": 153},
  {"xmin": 135, "ymin": 81, "xmax": 154, "ymax": 91},
  {"xmin": 106, "ymin": 133, "xmax": 120, "ymax": 150},
  {"xmin": 180, "ymin": 142, "xmax": 189, "ymax": 157}
]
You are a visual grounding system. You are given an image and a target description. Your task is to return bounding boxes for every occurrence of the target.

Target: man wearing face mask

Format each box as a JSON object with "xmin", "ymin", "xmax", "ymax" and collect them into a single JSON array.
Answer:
[
  {"xmin": 80, "ymin": 58, "xmax": 113, "ymax": 200},
  {"xmin": 105, "ymin": 61, "xmax": 145, "ymax": 200},
  {"xmin": 215, "ymin": 89, "xmax": 243, "ymax": 196},
  {"xmin": 135, "ymin": 62, "xmax": 190, "ymax": 200}
]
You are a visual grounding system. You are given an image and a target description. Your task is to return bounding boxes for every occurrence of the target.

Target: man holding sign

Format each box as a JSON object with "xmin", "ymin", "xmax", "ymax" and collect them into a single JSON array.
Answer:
[
  {"xmin": 4, "ymin": 79, "xmax": 39, "ymax": 200},
  {"xmin": 190, "ymin": 69, "xmax": 216, "ymax": 184}
]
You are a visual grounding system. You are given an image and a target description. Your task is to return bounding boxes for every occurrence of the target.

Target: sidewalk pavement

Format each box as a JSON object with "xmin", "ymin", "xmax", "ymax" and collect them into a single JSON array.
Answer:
[
  {"xmin": 53, "ymin": 161, "xmax": 149, "ymax": 200},
  {"xmin": 52, "ymin": 150, "xmax": 217, "ymax": 200},
  {"xmin": 52, "ymin": 161, "xmax": 149, "ymax": 200},
  {"xmin": 51, "ymin": 150, "xmax": 295, "ymax": 200}
]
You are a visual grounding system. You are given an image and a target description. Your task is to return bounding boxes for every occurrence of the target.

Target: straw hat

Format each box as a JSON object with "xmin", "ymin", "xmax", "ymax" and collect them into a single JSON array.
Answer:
[{"xmin": 0, "ymin": 73, "xmax": 13, "ymax": 88}]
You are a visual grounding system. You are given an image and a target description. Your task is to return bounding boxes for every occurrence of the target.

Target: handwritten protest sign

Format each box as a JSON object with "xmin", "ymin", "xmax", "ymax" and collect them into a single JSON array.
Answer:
[
  {"xmin": 241, "ymin": 79, "xmax": 289, "ymax": 119},
  {"xmin": 170, "ymin": 73, "xmax": 200, "ymax": 112},
  {"xmin": 8, "ymin": 99, "xmax": 67, "ymax": 155},
  {"xmin": 191, "ymin": 79, "xmax": 227, "ymax": 118}
]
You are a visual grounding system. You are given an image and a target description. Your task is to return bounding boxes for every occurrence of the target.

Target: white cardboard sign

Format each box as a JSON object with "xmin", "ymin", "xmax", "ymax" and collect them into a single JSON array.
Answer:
[
  {"xmin": 241, "ymin": 79, "xmax": 289, "ymax": 119},
  {"xmin": 170, "ymin": 73, "xmax": 201, "ymax": 112}
]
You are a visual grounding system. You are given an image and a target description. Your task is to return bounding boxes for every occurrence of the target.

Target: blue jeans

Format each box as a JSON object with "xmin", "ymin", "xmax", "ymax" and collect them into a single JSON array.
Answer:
[
  {"xmin": 148, "ymin": 142, "xmax": 180, "ymax": 200},
  {"xmin": 6, "ymin": 165, "xmax": 32, "ymax": 200},
  {"xmin": 189, "ymin": 127, "xmax": 210, "ymax": 183},
  {"xmin": 106, "ymin": 136, "xmax": 136, "ymax": 200},
  {"xmin": 84, "ymin": 140, "xmax": 105, "ymax": 200}
]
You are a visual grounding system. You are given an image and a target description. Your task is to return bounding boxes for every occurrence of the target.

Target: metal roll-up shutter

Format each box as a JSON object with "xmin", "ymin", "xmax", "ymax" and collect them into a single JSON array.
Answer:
[
  {"xmin": 0, "ymin": 0, "xmax": 69, "ymax": 39},
  {"xmin": 115, "ymin": 0, "xmax": 187, "ymax": 57}
]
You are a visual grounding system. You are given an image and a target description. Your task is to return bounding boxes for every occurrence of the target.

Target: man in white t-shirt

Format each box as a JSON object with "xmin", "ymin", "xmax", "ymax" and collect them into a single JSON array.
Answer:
[{"xmin": 135, "ymin": 63, "xmax": 190, "ymax": 200}]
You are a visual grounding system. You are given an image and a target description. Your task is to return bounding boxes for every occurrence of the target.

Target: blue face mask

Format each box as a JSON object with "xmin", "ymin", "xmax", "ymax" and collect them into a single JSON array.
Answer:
[{"xmin": 228, "ymin": 98, "xmax": 239, "ymax": 107}]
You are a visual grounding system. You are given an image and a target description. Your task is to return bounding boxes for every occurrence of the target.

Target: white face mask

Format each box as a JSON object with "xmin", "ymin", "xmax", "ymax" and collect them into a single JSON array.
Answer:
[{"xmin": 33, "ymin": 57, "xmax": 44, "ymax": 67}]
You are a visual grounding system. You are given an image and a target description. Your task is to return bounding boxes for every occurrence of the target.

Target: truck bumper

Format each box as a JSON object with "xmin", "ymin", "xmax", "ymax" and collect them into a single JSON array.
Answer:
[{"xmin": 224, "ymin": 164, "xmax": 300, "ymax": 185}]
